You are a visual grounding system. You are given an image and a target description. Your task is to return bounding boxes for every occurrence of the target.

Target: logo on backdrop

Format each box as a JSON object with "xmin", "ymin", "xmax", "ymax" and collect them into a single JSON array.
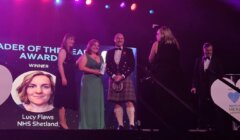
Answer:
[
  {"xmin": 228, "ymin": 91, "xmax": 240, "ymax": 103},
  {"xmin": 211, "ymin": 77, "xmax": 240, "ymax": 122}
]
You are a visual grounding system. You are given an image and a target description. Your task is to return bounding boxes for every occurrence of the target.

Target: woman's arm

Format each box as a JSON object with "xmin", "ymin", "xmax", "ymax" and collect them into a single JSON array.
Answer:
[
  {"xmin": 78, "ymin": 54, "xmax": 101, "ymax": 75},
  {"xmin": 58, "ymin": 49, "xmax": 67, "ymax": 85},
  {"xmin": 148, "ymin": 41, "xmax": 158, "ymax": 63}
]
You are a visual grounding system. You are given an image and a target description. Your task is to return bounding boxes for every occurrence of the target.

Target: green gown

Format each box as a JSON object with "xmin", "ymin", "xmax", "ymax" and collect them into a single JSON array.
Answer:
[{"xmin": 79, "ymin": 54, "xmax": 105, "ymax": 129}]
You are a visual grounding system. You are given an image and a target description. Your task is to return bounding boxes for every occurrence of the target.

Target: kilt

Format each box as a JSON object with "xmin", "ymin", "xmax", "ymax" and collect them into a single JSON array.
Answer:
[{"xmin": 108, "ymin": 76, "xmax": 136, "ymax": 102}]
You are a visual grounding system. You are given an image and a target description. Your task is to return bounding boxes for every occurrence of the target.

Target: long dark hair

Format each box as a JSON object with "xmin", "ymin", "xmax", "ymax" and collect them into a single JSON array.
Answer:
[{"xmin": 60, "ymin": 33, "xmax": 75, "ymax": 54}]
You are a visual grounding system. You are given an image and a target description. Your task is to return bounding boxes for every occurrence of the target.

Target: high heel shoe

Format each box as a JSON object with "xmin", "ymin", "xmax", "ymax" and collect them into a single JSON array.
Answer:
[
  {"xmin": 59, "ymin": 123, "xmax": 69, "ymax": 130},
  {"xmin": 117, "ymin": 125, "xmax": 125, "ymax": 130},
  {"xmin": 128, "ymin": 125, "xmax": 136, "ymax": 130}
]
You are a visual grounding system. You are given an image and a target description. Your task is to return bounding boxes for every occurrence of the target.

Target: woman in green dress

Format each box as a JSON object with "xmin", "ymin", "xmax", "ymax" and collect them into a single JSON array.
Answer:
[{"xmin": 77, "ymin": 39, "xmax": 105, "ymax": 129}]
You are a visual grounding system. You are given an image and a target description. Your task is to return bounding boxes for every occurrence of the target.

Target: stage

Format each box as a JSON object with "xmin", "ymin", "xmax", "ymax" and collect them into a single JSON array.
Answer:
[{"xmin": 0, "ymin": 129, "xmax": 239, "ymax": 140}]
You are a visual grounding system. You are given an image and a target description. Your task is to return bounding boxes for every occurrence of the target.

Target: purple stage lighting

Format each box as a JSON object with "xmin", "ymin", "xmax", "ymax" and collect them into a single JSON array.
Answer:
[
  {"xmin": 131, "ymin": 3, "xmax": 137, "ymax": 11},
  {"xmin": 15, "ymin": 0, "xmax": 24, "ymax": 3},
  {"xmin": 86, "ymin": 0, "xmax": 92, "ymax": 5},
  {"xmin": 120, "ymin": 2, "xmax": 126, "ymax": 8},
  {"xmin": 105, "ymin": 4, "xmax": 110, "ymax": 9},
  {"xmin": 55, "ymin": 0, "xmax": 61, "ymax": 4},
  {"xmin": 42, "ymin": 0, "xmax": 49, "ymax": 3},
  {"xmin": 149, "ymin": 9, "xmax": 154, "ymax": 14},
  {"xmin": 223, "ymin": 0, "xmax": 240, "ymax": 10}
]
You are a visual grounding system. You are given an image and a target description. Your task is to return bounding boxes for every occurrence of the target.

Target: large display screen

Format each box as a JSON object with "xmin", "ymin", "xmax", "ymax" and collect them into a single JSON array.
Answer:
[{"xmin": 0, "ymin": 41, "xmax": 137, "ymax": 129}]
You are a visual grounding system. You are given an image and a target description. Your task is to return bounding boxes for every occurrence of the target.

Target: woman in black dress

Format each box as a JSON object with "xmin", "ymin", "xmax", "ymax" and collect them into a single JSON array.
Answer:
[
  {"xmin": 54, "ymin": 34, "xmax": 78, "ymax": 129},
  {"xmin": 149, "ymin": 26, "xmax": 181, "ymax": 89},
  {"xmin": 148, "ymin": 26, "xmax": 187, "ymax": 130}
]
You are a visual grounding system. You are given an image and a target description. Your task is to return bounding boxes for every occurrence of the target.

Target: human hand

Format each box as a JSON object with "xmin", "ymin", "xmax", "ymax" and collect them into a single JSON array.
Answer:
[
  {"xmin": 62, "ymin": 78, "xmax": 67, "ymax": 86},
  {"xmin": 114, "ymin": 75, "xmax": 124, "ymax": 82},
  {"xmin": 94, "ymin": 70, "xmax": 102, "ymax": 76},
  {"xmin": 190, "ymin": 88, "xmax": 197, "ymax": 94}
]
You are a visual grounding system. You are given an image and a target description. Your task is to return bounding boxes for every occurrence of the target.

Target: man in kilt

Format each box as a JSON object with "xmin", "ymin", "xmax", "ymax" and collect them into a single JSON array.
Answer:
[{"xmin": 106, "ymin": 33, "xmax": 136, "ymax": 130}]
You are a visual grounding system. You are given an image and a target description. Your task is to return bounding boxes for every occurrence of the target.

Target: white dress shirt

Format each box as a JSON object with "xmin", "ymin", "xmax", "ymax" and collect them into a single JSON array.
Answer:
[
  {"xmin": 112, "ymin": 47, "xmax": 125, "ymax": 78},
  {"xmin": 114, "ymin": 47, "xmax": 123, "ymax": 65},
  {"xmin": 204, "ymin": 56, "xmax": 211, "ymax": 71}
]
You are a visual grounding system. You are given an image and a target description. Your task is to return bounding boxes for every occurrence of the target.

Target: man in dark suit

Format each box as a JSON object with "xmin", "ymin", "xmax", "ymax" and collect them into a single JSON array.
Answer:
[
  {"xmin": 106, "ymin": 33, "xmax": 136, "ymax": 130},
  {"xmin": 191, "ymin": 42, "xmax": 224, "ymax": 130}
]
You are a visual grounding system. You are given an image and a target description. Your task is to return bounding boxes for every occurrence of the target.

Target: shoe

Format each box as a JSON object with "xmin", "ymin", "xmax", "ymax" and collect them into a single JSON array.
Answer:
[
  {"xmin": 129, "ymin": 125, "xmax": 136, "ymax": 130},
  {"xmin": 117, "ymin": 125, "xmax": 124, "ymax": 130},
  {"xmin": 59, "ymin": 124, "xmax": 64, "ymax": 130},
  {"xmin": 59, "ymin": 123, "xmax": 69, "ymax": 130}
]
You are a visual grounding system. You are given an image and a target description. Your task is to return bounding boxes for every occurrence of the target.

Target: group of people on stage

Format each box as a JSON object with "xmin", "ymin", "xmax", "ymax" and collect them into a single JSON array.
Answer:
[
  {"xmin": 15, "ymin": 25, "xmax": 226, "ymax": 131},
  {"xmin": 53, "ymin": 33, "xmax": 136, "ymax": 130}
]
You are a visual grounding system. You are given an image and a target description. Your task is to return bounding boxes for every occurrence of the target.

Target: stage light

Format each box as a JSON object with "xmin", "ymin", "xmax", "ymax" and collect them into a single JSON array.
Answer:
[
  {"xmin": 105, "ymin": 4, "xmax": 110, "ymax": 9},
  {"xmin": 149, "ymin": 9, "xmax": 154, "ymax": 14},
  {"xmin": 130, "ymin": 3, "xmax": 137, "ymax": 11},
  {"xmin": 55, "ymin": 0, "xmax": 62, "ymax": 4},
  {"xmin": 75, "ymin": 0, "xmax": 80, "ymax": 2},
  {"xmin": 86, "ymin": 0, "xmax": 92, "ymax": 5},
  {"xmin": 120, "ymin": 2, "xmax": 126, "ymax": 8}
]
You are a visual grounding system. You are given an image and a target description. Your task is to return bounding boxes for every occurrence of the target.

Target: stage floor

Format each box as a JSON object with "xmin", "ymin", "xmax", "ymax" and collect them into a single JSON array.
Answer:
[{"xmin": 0, "ymin": 129, "xmax": 239, "ymax": 140}]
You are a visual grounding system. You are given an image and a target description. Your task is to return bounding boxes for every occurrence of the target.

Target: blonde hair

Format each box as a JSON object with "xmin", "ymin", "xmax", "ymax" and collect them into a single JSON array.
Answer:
[
  {"xmin": 17, "ymin": 71, "xmax": 55, "ymax": 104},
  {"xmin": 158, "ymin": 26, "xmax": 180, "ymax": 49}
]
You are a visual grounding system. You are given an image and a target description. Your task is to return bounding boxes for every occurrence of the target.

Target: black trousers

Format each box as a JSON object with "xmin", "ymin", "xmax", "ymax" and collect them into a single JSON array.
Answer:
[
  {"xmin": 198, "ymin": 94, "xmax": 231, "ymax": 131},
  {"xmin": 198, "ymin": 96, "xmax": 216, "ymax": 129}
]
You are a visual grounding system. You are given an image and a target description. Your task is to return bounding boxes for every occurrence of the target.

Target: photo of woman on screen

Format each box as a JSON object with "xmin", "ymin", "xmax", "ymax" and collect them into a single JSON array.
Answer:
[{"xmin": 16, "ymin": 71, "xmax": 55, "ymax": 113}]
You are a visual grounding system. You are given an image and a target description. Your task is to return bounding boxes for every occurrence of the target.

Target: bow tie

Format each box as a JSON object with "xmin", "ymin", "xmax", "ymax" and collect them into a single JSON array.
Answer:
[
  {"xmin": 204, "ymin": 56, "xmax": 210, "ymax": 60},
  {"xmin": 115, "ymin": 48, "xmax": 123, "ymax": 50}
]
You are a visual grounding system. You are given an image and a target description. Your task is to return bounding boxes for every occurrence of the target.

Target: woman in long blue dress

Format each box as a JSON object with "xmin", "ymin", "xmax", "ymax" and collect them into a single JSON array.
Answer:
[{"xmin": 77, "ymin": 39, "xmax": 105, "ymax": 129}]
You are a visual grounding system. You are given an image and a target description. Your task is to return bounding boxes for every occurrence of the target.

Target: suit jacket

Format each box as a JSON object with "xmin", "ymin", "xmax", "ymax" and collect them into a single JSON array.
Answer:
[
  {"xmin": 192, "ymin": 56, "xmax": 223, "ymax": 93},
  {"xmin": 106, "ymin": 47, "xmax": 135, "ymax": 79}
]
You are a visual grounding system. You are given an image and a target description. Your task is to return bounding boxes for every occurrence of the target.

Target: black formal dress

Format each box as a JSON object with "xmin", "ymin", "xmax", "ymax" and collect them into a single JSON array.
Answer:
[
  {"xmin": 54, "ymin": 50, "xmax": 78, "ymax": 110},
  {"xmin": 149, "ymin": 41, "xmax": 188, "ymax": 130},
  {"xmin": 151, "ymin": 41, "xmax": 181, "ymax": 91}
]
